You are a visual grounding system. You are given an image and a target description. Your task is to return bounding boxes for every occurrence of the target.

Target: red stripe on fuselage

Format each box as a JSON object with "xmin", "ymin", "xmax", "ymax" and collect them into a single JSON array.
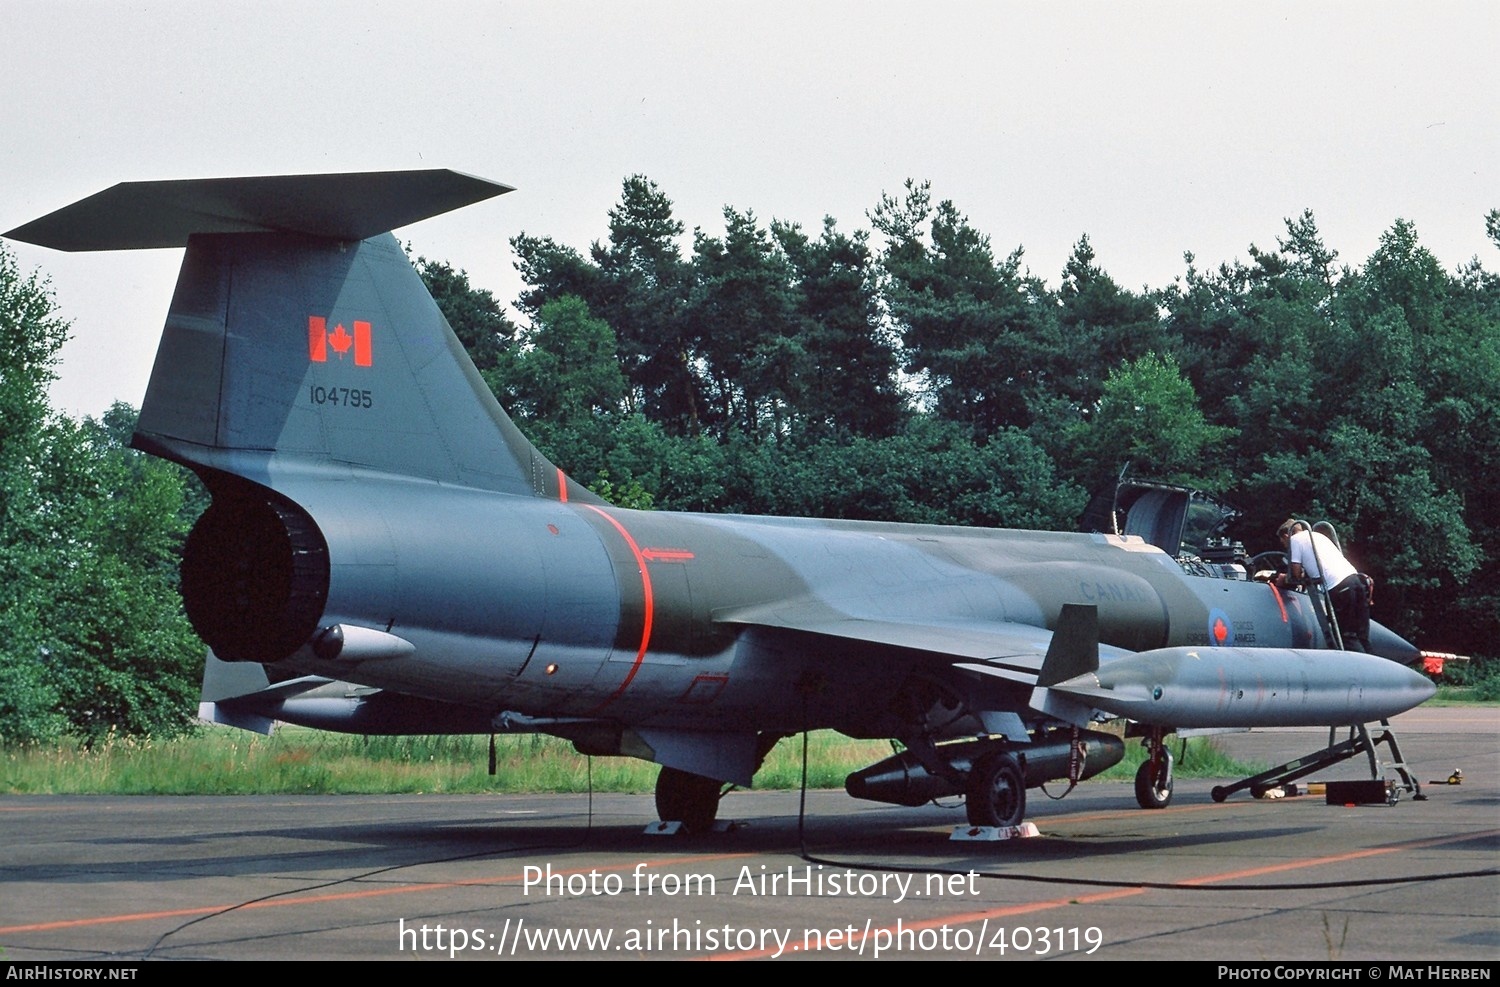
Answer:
[
  {"xmin": 557, "ymin": 467, "xmax": 568, "ymax": 502},
  {"xmin": 580, "ymin": 504, "xmax": 652, "ymax": 711},
  {"xmin": 1269, "ymin": 582, "xmax": 1288, "ymax": 623}
]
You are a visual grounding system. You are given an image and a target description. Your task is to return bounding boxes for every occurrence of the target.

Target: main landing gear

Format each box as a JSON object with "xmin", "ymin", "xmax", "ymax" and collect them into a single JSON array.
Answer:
[
  {"xmin": 652, "ymin": 734, "xmax": 785, "ymax": 834},
  {"xmin": 1134, "ymin": 728, "xmax": 1175, "ymax": 809},
  {"xmin": 654, "ymin": 766, "xmax": 725, "ymax": 834},
  {"xmin": 965, "ymin": 752, "xmax": 1027, "ymax": 828}
]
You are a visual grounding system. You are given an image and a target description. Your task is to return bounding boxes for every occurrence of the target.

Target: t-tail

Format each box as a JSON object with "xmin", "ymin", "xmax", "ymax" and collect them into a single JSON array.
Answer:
[
  {"xmin": 8, "ymin": 170, "xmax": 588, "ymax": 497},
  {"xmin": 6, "ymin": 171, "xmax": 603, "ymax": 671}
]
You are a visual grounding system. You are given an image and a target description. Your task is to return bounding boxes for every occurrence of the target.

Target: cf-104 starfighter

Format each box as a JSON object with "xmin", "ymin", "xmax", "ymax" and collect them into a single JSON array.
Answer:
[{"xmin": 5, "ymin": 171, "xmax": 1435, "ymax": 832}]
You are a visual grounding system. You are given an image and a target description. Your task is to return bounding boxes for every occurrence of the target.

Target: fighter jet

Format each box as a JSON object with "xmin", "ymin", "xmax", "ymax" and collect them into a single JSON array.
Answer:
[{"xmin": 4, "ymin": 170, "xmax": 1436, "ymax": 832}]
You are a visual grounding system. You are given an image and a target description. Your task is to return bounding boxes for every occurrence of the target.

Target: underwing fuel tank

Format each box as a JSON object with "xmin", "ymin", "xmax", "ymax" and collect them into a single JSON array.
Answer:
[
  {"xmin": 1047, "ymin": 647, "xmax": 1437, "ymax": 729},
  {"xmin": 845, "ymin": 731, "xmax": 1124, "ymax": 807}
]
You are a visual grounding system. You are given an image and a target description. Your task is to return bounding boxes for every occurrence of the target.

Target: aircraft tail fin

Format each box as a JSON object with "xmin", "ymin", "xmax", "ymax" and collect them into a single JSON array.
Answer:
[{"xmin": 6, "ymin": 171, "xmax": 594, "ymax": 501}]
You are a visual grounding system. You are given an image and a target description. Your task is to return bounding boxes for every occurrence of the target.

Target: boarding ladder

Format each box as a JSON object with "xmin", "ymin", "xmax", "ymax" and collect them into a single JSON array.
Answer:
[{"xmin": 1209, "ymin": 521, "xmax": 1424, "ymax": 804}]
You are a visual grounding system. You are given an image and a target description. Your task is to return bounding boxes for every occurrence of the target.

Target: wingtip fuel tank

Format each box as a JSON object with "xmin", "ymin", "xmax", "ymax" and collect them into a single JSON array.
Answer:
[{"xmin": 1046, "ymin": 646, "xmax": 1436, "ymax": 729}]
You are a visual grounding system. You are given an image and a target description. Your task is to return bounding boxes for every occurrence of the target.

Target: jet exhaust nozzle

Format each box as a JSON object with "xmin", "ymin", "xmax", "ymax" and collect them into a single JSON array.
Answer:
[{"xmin": 181, "ymin": 483, "xmax": 330, "ymax": 663}]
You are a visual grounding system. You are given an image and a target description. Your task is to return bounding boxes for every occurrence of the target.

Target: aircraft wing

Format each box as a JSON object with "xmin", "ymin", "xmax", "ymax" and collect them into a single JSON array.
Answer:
[
  {"xmin": 715, "ymin": 600, "xmax": 1434, "ymax": 732},
  {"xmin": 714, "ymin": 597, "xmax": 1139, "ymax": 675},
  {"xmin": 717, "ymin": 603, "xmax": 1060, "ymax": 671},
  {"xmin": 713, "ymin": 601, "xmax": 1127, "ymax": 730},
  {"xmin": 715, "ymin": 603, "xmax": 1121, "ymax": 757}
]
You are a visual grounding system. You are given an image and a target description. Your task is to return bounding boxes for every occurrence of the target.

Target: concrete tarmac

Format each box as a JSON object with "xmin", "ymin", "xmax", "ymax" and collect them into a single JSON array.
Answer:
[{"xmin": 1, "ymin": 706, "xmax": 1495, "ymax": 962}]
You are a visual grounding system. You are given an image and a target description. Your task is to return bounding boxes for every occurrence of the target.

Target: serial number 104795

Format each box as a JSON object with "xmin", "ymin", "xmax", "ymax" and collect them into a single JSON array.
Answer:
[{"xmin": 309, "ymin": 385, "xmax": 373, "ymax": 409}]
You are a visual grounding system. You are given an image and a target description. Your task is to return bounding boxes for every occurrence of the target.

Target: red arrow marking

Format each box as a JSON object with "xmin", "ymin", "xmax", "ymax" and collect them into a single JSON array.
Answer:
[{"xmin": 641, "ymin": 548, "xmax": 694, "ymax": 562}]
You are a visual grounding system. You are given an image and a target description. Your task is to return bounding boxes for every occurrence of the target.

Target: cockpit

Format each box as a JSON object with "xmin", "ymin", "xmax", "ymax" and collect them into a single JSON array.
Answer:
[{"xmin": 1081, "ymin": 475, "xmax": 1252, "ymax": 580}]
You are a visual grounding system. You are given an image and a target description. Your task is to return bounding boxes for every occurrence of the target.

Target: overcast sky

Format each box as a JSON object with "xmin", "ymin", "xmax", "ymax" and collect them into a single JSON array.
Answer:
[{"xmin": 4, "ymin": 1, "xmax": 1496, "ymax": 419}]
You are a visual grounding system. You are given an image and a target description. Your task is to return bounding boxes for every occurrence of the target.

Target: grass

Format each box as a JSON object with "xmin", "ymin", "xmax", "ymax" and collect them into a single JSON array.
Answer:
[
  {"xmin": 2, "ymin": 731, "xmax": 641, "ymax": 795},
  {"xmin": 0, "ymin": 726, "xmax": 1259, "ymax": 795},
  {"xmin": 1095, "ymin": 733, "xmax": 1256, "ymax": 781},
  {"xmin": 1431, "ymin": 687, "xmax": 1491, "ymax": 705}
]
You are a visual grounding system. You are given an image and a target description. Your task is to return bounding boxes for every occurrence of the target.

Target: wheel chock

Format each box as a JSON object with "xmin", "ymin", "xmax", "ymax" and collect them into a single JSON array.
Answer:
[
  {"xmin": 645, "ymin": 819, "xmax": 738, "ymax": 836},
  {"xmin": 951, "ymin": 822, "xmax": 1040, "ymax": 842}
]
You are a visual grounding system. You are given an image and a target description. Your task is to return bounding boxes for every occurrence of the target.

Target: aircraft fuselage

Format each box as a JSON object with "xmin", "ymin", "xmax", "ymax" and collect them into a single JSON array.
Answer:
[{"xmin": 235, "ymin": 462, "xmax": 1400, "ymax": 743}]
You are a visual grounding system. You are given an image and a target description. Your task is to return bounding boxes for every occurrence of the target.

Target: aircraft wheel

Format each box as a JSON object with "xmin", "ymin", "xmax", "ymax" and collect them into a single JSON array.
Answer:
[
  {"xmin": 655, "ymin": 766, "xmax": 723, "ymax": 834},
  {"xmin": 1134, "ymin": 749, "xmax": 1174, "ymax": 809},
  {"xmin": 965, "ymin": 753, "xmax": 1026, "ymax": 828},
  {"xmin": 1210, "ymin": 786, "xmax": 1229, "ymax": 803}
]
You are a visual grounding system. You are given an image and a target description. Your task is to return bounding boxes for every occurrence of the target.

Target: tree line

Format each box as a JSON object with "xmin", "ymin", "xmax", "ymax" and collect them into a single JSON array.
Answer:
[
  {"xmin": 1, "ymin": 248, "xmax": 203, "ymax": 743},
  {"xmin": 2, "ymin": 178, "xmax": 1495, "ymax": 743},
  {"xmin": 431, "ymin": 176, "xmax": 1496, "ymax": 660}
]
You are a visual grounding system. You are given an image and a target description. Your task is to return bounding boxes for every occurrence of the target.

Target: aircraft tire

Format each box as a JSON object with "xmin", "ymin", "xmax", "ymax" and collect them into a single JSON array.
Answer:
[
  {"xmin": 655, "ymin": 766, "xmax": 723, "ymax": 834},
  {"xmin": 965, "ymin": 753, "xmax": 1026, "ymax": 828},
  {"xmin": 1134, "ymin": 751, "xmax": 1174, "ymax": 809}
]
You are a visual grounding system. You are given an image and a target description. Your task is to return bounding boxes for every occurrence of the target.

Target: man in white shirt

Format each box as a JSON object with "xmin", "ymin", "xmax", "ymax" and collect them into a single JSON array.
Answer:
[{"xmin": 1274, "ymin": 519, "xmax": 1371, "ymax": 652}]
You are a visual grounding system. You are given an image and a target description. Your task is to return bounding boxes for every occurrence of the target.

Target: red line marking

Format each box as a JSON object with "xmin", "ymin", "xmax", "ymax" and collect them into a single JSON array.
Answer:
[
  {"xmin": 1269, "ymin": 582, "xmax": 1289, "ymax": 622},
  {"xmin": 641, "ymin": 548, "xmax": 694, "ymax": 562},
  {"xmin": 556, "ymin": 467, "xmax": 568, "ymax": 503},
  {"xmin": 678, "ymin": 673, "xmax": 730, "ymax": 704},
  {"xmin": 580, "ymin": 504, "xmax": 652, "ymax": 711},
  {"xmin": 1178, "ymin": 827, "xmax": 1499, "ymax": 882},
  {"xmin": 0, "ymin": 853, "xmax": 754, "ymax": 936},
  {"xmin": 704, "ymin": 827, "xmax": 1500, "ymax": 961}
]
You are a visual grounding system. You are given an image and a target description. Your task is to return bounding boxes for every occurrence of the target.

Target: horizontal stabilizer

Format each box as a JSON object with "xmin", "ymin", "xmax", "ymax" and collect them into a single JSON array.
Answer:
[{"xmin": 4, "ymin": 170, "xmax": 512, "ymax": 251}]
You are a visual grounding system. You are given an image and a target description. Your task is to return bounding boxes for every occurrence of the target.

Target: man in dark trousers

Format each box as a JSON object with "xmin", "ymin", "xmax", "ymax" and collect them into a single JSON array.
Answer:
[{"xmin": 1275, "ymin": 519, "xmax": 1371, "ymax": 652}]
